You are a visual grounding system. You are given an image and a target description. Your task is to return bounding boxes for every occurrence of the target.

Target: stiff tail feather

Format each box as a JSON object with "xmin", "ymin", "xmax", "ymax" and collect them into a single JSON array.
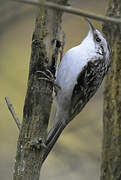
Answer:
[{"xmin": 42, "ymin": 121, "xmax": 66, "ymax": 164}]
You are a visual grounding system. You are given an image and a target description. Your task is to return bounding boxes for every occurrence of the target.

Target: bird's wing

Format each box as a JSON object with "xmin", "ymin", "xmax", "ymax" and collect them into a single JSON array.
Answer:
[
  {"xmin": 42, "ymin": 58, "xmax": 108, "ymax": 164},
  {"xmin": 70, "ymin": 59, "xmax": 106, "ymax": 120}
]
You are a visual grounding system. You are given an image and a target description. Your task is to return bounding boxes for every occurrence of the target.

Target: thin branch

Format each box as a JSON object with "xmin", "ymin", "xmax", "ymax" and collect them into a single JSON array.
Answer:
[
  {"xmin": 5, "ymin": 97, "xmax": 21, "ymax": 130},
  {"xmin": 12, "ymin": 0, "xmax": 121, "ymax": 24}
]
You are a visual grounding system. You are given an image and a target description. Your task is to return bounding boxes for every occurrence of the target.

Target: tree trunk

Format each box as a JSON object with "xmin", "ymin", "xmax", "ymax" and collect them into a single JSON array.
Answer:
[
  {"xmin": 101, "ymin": 0, "xmax": 121, "ymax": 180},
  {"xmin": 13, "ymin": 0, "xmax": 68, "ymax": 179}
]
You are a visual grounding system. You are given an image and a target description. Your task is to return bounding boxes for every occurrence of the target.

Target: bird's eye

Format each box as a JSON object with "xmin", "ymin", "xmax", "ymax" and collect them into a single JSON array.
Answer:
[{"xmin": 96, "ymin": 37, "xmax": 101, "ymax": 43}]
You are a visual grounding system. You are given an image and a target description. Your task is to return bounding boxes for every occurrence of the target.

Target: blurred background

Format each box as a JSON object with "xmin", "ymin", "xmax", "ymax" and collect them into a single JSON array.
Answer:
[{"xmin": 0, "ymin": 0, "xmax": 109, "ymax": 179}]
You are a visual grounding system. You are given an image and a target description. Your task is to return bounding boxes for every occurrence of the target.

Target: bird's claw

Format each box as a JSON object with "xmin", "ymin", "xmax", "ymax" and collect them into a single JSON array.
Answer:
[
  {"xmin": 36, "ymin": 69, "xmax": 61, "ymax": 92},
  {"xmin": 37, "ymin": 69, "xmax": 55, "ymax": 83}
]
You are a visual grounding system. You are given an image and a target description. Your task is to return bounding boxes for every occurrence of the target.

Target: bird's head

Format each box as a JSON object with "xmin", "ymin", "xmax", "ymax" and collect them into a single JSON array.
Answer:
[{"xmin": 84, "ymin": 18, "xmax": 111, "ymax": 62}]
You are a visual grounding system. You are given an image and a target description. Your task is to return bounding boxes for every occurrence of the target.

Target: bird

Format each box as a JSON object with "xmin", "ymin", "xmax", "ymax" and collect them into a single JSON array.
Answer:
[{"xmin": 42, "ymin": 18, "xmax": 111, "ymax": 163}]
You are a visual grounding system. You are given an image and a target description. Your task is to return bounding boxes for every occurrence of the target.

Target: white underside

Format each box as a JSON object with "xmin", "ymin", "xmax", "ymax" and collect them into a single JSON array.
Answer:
[
  {"xmin": 56, "ymin": 39, "xmax": 103, "ymax": 107},
  {"xmin": 54, "ymin": 30, "xmax": 109, "ymax": 124}
]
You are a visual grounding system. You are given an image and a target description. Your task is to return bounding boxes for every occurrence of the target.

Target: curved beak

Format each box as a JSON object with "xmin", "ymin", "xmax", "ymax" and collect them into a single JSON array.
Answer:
[{"xmin": 85, "ymin": 18, "xmax": 95, "ymax": 35}]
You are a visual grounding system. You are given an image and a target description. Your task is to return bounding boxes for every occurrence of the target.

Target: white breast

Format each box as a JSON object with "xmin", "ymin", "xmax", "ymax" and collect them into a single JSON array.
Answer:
[{"xmin": 56, "ymin": 41, "xmax": 101, "ymax": 95}]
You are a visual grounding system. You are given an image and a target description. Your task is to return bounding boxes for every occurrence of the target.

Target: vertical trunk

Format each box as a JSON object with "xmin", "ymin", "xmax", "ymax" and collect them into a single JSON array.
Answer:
[
  {"xmin": 13, "ymin": 0, "xmax": 68, "ymax": 179},
  {"xmin": 101, "ymin": 0, "xmax": 121, "ymax": 180}
]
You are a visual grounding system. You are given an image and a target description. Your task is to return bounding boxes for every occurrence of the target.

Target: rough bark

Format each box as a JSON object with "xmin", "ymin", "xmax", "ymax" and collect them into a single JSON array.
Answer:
[
  {"xmin": 13, "ymin": 0, "xmax": 68, "ymax": 180},
  {"xmin": 101, "ymin": 0, "xmax": 121, "ymax": 180}
]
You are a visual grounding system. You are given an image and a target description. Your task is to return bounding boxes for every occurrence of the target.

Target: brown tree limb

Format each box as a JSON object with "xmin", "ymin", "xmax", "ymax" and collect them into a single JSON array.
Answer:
[
  {"xmin": 5, "ymin": 97, "xmax": 21, "ymax": 131},
  {"xmin": 12, "ymin": 0, "xmax": 121, "ymax": 24},
  {"xmin": 101, "ymin": 0, "xmax": 121, "ymax": 179},
  {"xmin": 13, "ymin": 0, "xmax": 68, "ymax": 180}
]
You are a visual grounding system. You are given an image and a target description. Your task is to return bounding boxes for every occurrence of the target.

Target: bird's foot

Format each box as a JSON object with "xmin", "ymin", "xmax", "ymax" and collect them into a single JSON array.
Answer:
[
  {"xmin": 37, "ymin": 69, "xmax": 55, "ymax": 83},
  {"xmin": 37, "ymin": 69, "xmax": 61, "ymax": 91}
]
